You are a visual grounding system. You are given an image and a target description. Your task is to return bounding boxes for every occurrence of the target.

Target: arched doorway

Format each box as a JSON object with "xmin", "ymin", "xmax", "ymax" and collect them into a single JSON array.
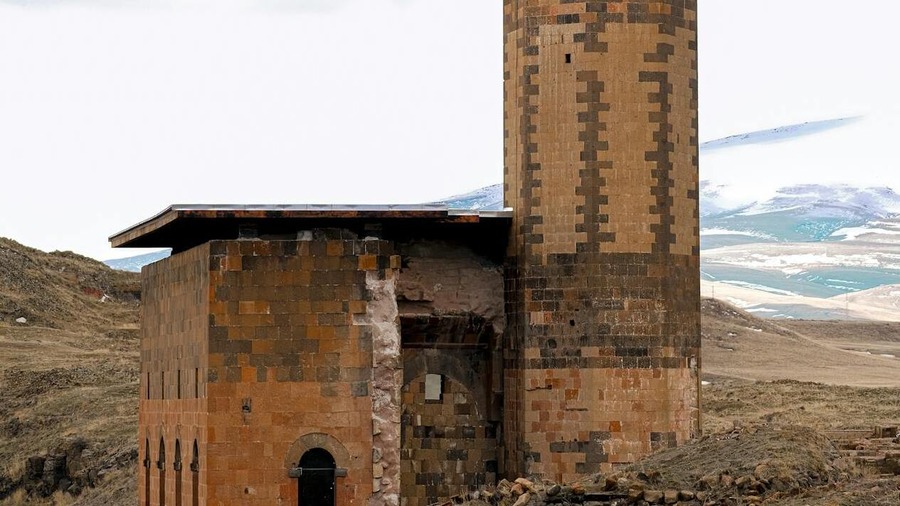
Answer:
[{"xmin": 297, "ymin": 448, "xmax": 336, "ymax": 506}]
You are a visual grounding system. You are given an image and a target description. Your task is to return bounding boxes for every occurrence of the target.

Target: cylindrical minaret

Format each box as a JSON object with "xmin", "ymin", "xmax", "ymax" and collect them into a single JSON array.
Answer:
[{"xmin": 503, "ymin": 0, "xmax": 700, "ymax": 481}]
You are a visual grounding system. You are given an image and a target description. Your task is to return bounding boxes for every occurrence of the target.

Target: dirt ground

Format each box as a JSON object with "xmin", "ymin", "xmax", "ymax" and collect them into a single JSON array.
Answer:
[
  {"xmin": 701, "ymin": 298, "xmax": 900, "ymax": 387},
  {"xmin": 0, "ymin": 326, "xmax": 140, "ymax": 506}
]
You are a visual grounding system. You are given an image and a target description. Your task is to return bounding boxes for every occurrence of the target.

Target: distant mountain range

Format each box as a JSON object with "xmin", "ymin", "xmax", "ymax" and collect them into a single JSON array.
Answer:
[
  {"xmin": 697, "ymin": 114, "xmax": 900, "ymax": 310},
  {"xmin": 105, "ymin": 115, "xmax": 900, "ymax": 320},
  {"xmin": 433, "ymin": 184, "xmax": 504, "ymax": 211},
  {"xmin": 700, "ymin": 184, "xmax": 900, "ymax": 246},
  {"xmin": 104, "ymin": 249, "xmax": 171, "ymax": 273}
]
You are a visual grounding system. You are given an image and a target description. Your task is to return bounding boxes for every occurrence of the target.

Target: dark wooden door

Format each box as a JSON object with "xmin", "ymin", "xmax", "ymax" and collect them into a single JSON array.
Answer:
[{"xmin": 298, "ymin": 448, "xmax": 336, "ymax": 506}]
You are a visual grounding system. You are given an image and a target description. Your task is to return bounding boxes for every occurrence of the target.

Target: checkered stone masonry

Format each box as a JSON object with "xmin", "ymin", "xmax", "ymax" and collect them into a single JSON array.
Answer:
[
  {"xmin": 503, "ymin": 0, "xmax": 700, "ymax": 483},
  {"xmin": 141, "ymin": 238, "xmax": 400, "ymax": 505},
  {"xmin": 400, "ymin": 376, "xmax": 498, "ymax": 506},
  {"xmin": 139, "ymin": 244, "xmax": 211, "ymax": 506}
]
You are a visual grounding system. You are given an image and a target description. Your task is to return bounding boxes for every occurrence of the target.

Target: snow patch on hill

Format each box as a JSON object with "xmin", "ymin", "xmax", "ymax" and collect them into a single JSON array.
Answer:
[
  {"xmin": 104, "ymin": 249, "xmax": 171, "ymax": 272},
  {"xmin": 432, "ymin": 183, "xmax": 504, "ymax": 211}
]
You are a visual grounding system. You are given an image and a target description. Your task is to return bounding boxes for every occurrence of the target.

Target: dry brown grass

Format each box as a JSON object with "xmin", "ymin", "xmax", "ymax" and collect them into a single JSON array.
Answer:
[
  {"xmin": 701, "ymin": 298, "xmax": 900, "ymax": 387},
  {"xmin": 702, "ymin": 379, "xmax": 900, "ymax": 434},
  {"xmin": 0, "ymin": 238, "xmax": 140, "ymax": 505},
  {"xmin": 0, "ymin": 489, "xmax": 28, "ymax": 506}
]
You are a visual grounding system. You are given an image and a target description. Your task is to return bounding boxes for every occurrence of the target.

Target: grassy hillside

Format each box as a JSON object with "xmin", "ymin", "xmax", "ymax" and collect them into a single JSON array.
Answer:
[{"xmin": 0, "ymin": 238, "xmax": 140, "ymax": 505}]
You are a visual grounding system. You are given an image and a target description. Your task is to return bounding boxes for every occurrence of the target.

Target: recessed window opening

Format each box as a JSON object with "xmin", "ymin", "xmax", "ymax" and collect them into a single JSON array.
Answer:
[
  {"xmin": 174, "ymin": 440, "xmax": 183, "ymax": 506},
  {"xmin": 159, "ymin": 437, "xmax": 167, "ymax": 506},
  {"xmin": 191, "ymin": 440, "xmax": 200, "ymax": 506},
  {"xmin": 191, "ymin": 440, "xmax": 200, "ymax": 473},
  {"xmin": 565, "ymin": 53, "xmax": 572, "ymax": 63},
  {"xmin": 144, "ymin": 439, "xmax": 151, "ymax": 505},
  {"xmin": 177, "ymin": 370, "xmax": 182, "ymax": 400}
]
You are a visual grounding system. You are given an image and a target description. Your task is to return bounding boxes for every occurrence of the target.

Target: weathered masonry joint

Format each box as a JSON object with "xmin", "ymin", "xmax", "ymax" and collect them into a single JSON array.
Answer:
[{"xmin": 114, "ymin": 1, "xmax": 699, "ymax": 504}]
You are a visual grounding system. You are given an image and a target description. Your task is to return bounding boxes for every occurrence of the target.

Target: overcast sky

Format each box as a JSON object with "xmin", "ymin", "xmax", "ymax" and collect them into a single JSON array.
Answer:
[{"xmin": 1, "ymin": 0, "xmax": 898, "ymax": 260}]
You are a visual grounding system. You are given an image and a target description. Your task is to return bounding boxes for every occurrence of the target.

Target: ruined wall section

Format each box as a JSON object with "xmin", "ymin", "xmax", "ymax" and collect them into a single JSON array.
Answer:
[
  {"xmin": 204, "ymin": 238, "xmax": 399, "ymax": 505},
  {"xmin": 396, "ymin": 241, "xmax": 505, "ymax": 505},
  {"xmin": 395, "ymin": 241, "xmax": 505, "ymax": 335},
  {"xmin": 364, "ymin": 270, "xmax": 402, "ymax": 506},
  {"xmin": 400, "ymin": 375, "xmax": 498, "ymax": 506},
  {"xmin": 504, "ymin": 0, "xmax": 701, "ymax": 482},
  {"xmin": 139, "ymin": 244, "xmax": 210, "ymax": 506}
]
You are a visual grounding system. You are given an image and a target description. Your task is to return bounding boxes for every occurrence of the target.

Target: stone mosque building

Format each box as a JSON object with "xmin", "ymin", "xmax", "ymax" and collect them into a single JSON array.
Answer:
[{"xmin": 111, "ymin": 1, "xmax": 700, "ymax": 504}]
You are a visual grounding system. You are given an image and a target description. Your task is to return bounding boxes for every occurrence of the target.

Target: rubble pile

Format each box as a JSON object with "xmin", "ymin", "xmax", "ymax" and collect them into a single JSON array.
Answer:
[{"xmin": 453, "ymin": 424, "xmax": 864, "ymax": 506}]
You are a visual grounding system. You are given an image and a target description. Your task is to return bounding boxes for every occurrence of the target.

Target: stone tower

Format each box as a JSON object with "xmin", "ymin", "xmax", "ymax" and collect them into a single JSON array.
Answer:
[{"xmin": 503, "ymin": 0, "xmax": 700, "ymax": 482}]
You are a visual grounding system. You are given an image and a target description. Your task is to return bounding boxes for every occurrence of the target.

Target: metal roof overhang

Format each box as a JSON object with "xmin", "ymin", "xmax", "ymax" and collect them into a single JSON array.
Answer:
[{"xmin": 110, "ymin": 204, "xmax": 513, "ymax": 256}]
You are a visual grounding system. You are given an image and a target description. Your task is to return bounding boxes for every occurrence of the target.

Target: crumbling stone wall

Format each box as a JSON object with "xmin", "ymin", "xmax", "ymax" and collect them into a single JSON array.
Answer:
[
  {"xmin": 396, "ymin": 240, "xmax": 505, "ymax": 335},
  {"xmin": 396, "ymin": 241, "xmax": 505, "ymax": 505},
  {"xmin": 400, "ymin": 375, "xmax": 498, "ymax": 506},
  {"xmin": 364, "ymin": 270, "xmax": 402, "ymax": 506}
]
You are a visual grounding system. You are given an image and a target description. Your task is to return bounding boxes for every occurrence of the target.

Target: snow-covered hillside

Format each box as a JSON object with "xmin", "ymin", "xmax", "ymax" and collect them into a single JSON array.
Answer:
[
  {"xmin": 432, "ymin": 183, "xmax": 504, "ymax": 211},
  {"xmin": 104, "ymin": 249, "xmax": 170, "ymax": 272},
  {"xmin": 699, "ymin": 112, "xmax": 900, "ymax": 313},
  {"xmin": 701, "ymin": 184, "xmax": 900, "ymax": 246}
]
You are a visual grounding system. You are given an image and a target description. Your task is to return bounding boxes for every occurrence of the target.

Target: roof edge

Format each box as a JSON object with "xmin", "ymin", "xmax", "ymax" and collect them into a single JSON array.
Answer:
[{"xmin": 110, "ymin": 205, "xmax": 513, "ymax": 249}]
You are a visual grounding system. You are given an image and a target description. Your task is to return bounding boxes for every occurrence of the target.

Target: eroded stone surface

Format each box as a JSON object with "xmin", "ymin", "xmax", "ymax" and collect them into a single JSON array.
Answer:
[{"xmin": 365, "ymin": 269, "xmax": 401, "ymax": 506}]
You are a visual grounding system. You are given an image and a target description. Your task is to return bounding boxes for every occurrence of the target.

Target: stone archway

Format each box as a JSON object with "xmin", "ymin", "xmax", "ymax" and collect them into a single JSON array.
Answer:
[
  {"xmin": 284, "ymin": 433, "xmax": 351, "ymax": 473},
  {"xmin": 402, "ymin": 349, "xmax": 490, "ymax": 418},
  {"xmin": 285, "ymin": 433, "xmax": 351, "ymax": 506}
]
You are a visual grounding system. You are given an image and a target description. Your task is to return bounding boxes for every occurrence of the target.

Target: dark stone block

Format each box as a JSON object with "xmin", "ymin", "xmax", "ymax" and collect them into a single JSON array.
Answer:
[
  {"xmin": 446, "ymin": 449, "xmax": 468, "ymax": 461},
  {"xmin": 350, "ymin": 381, "xmax": 368, "ymax": 397}
]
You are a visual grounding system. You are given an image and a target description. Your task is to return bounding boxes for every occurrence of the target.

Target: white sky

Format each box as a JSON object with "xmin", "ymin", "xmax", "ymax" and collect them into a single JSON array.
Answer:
[{"xmin": 0, "ymin": 0, "xmax": 897, "ymax": 260}]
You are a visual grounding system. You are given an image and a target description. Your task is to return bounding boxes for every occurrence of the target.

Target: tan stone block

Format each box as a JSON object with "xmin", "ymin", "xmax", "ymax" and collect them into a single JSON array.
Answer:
[{"xmin": 357, "ymin": 255, "xmax": 377, "ymax": 271}]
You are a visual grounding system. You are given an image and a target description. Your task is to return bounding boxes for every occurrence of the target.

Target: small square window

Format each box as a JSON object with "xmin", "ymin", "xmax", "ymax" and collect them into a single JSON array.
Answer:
[
  {"xmin": 565, "ymin": 53, "xmax": 572, "ymax": 64},
  {"xmin": 424, "ymin": 374, "xmax": 443, "ymax": 401}
]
